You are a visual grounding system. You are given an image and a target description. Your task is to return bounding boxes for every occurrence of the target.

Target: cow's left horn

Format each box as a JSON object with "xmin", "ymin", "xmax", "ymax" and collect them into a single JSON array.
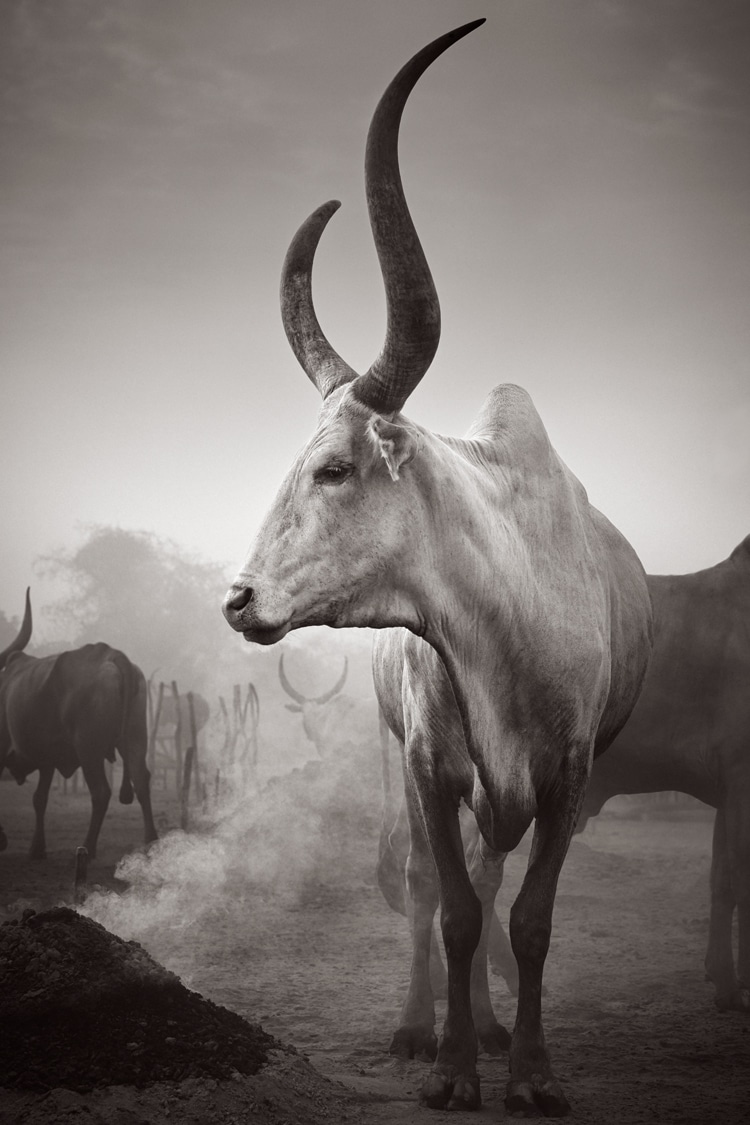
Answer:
[
  {"xmin": 0, "ymin": 588, "xmax": 32, "ymax": 670},
  {"xmin": 354, "ymin": 19, "xmax": 486, "ymax": 415},
  {"xmin": 280, "ymin": 201, "xmax": 359, "ymax": 399}
]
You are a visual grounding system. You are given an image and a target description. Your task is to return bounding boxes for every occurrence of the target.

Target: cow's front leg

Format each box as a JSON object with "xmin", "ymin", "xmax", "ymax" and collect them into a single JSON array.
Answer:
[
  {"xmin": 390, "ymin": 784, "xmax": 440, "ymax": 1061},
  {"xmin": 465, "ymin": 833, "xmax": 512, "ymax": 1055},
  {"xmin": 506, "ymin": 783, "xmax": 584, "ymax": 1118},
  {"xmin": 413, "ymin": 783, "xmax": 482, "ymax": 1110},
  {"xmin": 80, "ymin": 759, "xmax": 111, "ymax": 860},
  {"xmin": 30, "ymin": 765, "xmax": 54, "ymax": 859},
  {"xmin": 488, "ymin": 907, "xmax": 520, "ymax": 995}
]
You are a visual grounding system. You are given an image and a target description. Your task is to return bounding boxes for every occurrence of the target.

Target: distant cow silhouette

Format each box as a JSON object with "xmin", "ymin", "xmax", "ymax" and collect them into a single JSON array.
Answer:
[
  {"xmin": 0, "ymin": 591, "xmax": 158, "ymax": 859},
  {"xmin": 278, "ymin": 655, "xmax": 351, "ymax": 758}
]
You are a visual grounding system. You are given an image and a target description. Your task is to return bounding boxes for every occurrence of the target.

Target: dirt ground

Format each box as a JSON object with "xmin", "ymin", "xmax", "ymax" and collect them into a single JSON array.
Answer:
[{"xmin": 1, "ymin": 765, "xmax": 748, "ymax": 1125}]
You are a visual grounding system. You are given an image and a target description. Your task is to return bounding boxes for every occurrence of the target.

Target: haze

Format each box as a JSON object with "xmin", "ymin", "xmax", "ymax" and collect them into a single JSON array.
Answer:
[{"xmin": 2, "ymin": 0, "xmax": 748, "ymax": 640}]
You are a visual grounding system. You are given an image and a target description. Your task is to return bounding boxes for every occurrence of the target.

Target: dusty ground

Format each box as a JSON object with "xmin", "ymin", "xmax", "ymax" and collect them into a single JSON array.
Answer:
[{"xmin": 0, "ymin": 764, "xmax": 748, "ymax": 1124}]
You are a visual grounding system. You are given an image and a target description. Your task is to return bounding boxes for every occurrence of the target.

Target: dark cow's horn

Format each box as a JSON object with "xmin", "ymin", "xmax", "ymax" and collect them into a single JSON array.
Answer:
[
  {"xmin": 312, "ymin": 657, "xmax": 348, "ymax": 705},
  {"xmin": 280, "ymin": 201, "xmax": 359, "ymax": 399},
  {"xmin": 354, "ymin": 19, "xmax": 486, "ymax": 415},
  {"xmin": 0, "ymin": 588, "xmax": 32, "ymax": 670}
]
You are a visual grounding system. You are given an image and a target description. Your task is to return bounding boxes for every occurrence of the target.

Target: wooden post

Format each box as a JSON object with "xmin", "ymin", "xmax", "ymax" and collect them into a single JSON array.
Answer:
[
  {"xmin": 186, "ymin": 690, "xmax": 201, "ymax": 811},
  {"xmin": 74, "ymin": 846, "xmax": 88, "ymax": 905},
  {"xmin": 147, "ymin": 682, "xmax": 164, "ymax": 777},
  {"xmin": 247, "ymin": 683, "xmax": 260, "ymax": 788},
  {"xmin": 171, "ymin": 681, "xmax": 182, "ymax": 793},
  {"xmin": 180, "ymin": 745, "xmax": 195, "ymax": 831}
]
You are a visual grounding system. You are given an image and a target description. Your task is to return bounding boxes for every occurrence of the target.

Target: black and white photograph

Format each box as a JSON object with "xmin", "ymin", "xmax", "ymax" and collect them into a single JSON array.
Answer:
[{"xmin": 1, "ymin": 2, "xmax": 749, "ymax": 1122}]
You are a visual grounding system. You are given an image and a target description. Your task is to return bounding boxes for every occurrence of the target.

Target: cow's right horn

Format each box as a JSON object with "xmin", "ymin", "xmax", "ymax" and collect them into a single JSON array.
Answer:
[
  {"xmin": 0, "ymin": 588, "xmax": 32, "ymax": 670},
  {"xmin": 280, "ymin": 201, "xmax": 359, "ymax": 399}
]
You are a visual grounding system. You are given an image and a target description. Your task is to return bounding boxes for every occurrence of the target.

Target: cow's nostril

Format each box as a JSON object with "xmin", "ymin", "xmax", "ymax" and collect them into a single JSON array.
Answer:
[{"xmin": 227, "ymin": 586, "xmax": 253, "ymax": 611}]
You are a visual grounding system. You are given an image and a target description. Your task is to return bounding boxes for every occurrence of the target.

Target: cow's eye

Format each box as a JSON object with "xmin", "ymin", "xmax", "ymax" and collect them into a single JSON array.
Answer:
[{"xmin": 314, "ymin": 463, "xmax": 353, "ymax": 485}]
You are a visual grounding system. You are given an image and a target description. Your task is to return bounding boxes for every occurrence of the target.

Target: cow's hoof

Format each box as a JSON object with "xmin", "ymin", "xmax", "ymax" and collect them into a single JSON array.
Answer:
[
  {"xmin": 478, "ymin": 1018, "xmax": 512, "ymax": 1055},
  {"xmin": 420, "ymin": 1069, "xmax": 481, "ymax": 1111},
  {"xmin": 389, "ymin": 1024, "xmax": 437, "ymax": 1062},
  {"xmin": 449, "ymin": 1072, "xmax": 481, "ymax": 1111},
  {"xmin": 714, "ymin": 986, "xmax": 750, "ymax": 1012},
  {"xmin": 506, "ymin": 1077, "xmax": 571, "ymax": 1118}
]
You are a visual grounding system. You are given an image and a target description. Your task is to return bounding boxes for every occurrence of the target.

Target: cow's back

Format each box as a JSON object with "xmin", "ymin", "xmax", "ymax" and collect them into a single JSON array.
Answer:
[
  {"xmin": 54, "ymin": 644, "xmax": 142, "ymax": 752},
  {"xmin": 584, "ymin": 537, "xmax": 750, "ymax": 813}
]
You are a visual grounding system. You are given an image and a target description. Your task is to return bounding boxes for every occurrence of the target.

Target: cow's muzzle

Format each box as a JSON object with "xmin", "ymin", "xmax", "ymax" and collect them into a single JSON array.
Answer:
[{"xmin": 222, "ymin": 584, "xmax": 292, "ymax": 646}]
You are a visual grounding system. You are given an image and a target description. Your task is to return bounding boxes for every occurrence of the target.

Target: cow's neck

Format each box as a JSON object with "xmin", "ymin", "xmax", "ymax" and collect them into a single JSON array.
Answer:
[{"xmin": 394, "ymin": 425, "xmax": 608, "ymax": 850}]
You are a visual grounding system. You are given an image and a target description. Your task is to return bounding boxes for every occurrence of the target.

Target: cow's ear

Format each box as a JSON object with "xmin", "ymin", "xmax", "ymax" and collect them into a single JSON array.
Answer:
[
  {"xmin": 369, "ymin": 417, "xmax": 419, "ymax": 481},
  {"xmin": 284, "ymin": 703, "xmax": 303, "ymax": 713}
]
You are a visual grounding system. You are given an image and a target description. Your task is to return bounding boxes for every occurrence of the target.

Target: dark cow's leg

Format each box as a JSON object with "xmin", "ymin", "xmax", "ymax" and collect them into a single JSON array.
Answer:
[
  {"xmin": 724, "ymin": 791, "xmax": 750, "ymax": 1009},
  {"xmin": 119, "ymin": 685, "xmax": 158, "ymax": 846},
  {"xmin": 506, "ymin": 780, "xmax": 586, "ymax": 1118},
  {"xmin": 428, "ymin": 927, "xmax": 448, "ymax": 999},
  {"xmin": 488, "ymin": 907, "xmax": 519, "ymax": 995},
  {"xmin": 390, "ymin": 784, "xmax": 441, "ymax": 1061},
  {"xmin": 465, "ymin": 836, "xmax": 512, "ymax": 1055},
  {"xmin": 705, "ymin": 806, "xmax": 739, "ymax": 1008},
  {"xmin": 126, "ymin": 756, "xmax": 158, "ymax": 845},
  {"xmin": 29, "ymin": 765, "xmax": 55, "ymax": 859},
  {"xmin": 80, "ymin": 758, "xmax": 111, "ymax": 860}
]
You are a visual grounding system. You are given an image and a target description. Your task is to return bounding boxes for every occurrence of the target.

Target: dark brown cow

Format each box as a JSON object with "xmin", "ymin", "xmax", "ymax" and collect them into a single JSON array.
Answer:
[
  {"xmin": 0, "ymin": 591, "xmax": 158, "ymax": 860},
  {"xmin": 578, "ymin": 536, "xmax": 750, "ymax": 1011}
]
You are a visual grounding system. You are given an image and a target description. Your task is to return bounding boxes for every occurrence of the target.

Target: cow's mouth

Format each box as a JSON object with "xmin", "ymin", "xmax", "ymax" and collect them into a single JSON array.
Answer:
[{"xmin": 243, "ymin": 620, "xmax": 291, "ymax": 646}]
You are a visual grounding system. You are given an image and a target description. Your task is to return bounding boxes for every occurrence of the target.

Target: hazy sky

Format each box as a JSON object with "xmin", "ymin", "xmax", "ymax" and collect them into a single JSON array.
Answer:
[{"xmin": 2, "ymin": 0, "xmax": 748, "ymax": 637}]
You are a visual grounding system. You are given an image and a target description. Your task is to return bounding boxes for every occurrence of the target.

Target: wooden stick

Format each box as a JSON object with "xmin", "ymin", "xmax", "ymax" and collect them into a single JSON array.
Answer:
[
  {"xmin": 180, "ymin": 745, "xmax": 195, "ymax": 831},
  {"xmin": 74, "ymin": 846, "xmax": 88, "ymax": 904},
  {"xmin": 171, "ymin": 681, "xmax": 182, "ymax": 792},
  {"xmin": 147, "ymin": 682, "xmax": 164, "ymax": 775}
]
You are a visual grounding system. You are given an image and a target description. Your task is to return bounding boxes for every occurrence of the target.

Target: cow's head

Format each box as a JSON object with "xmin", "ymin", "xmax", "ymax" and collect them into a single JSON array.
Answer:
[
  {"xmin": 278, "ymin": 654, "xmax": 349, "ymax": 756},
  {"xmin": 223, "ymin": 21, "xmax": 484, "ymax": 645}
]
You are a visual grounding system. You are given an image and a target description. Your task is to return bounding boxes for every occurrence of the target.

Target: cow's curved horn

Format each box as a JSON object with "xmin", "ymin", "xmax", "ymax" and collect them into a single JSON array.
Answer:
[
  {"xmin": 279, "ymin": 20, "xmax": 485, "ymax": 412},
  {"xmin": 280, "ymin": 201, "xmax": 360, "ymax": 399},
  {"xmin": 312, "ymin": 657, "xmax": 348, "ymax": 704},
  {"xmin": 0, "ymin": 588, "xmax": 32, "ymax": 671},
  {"xmin": 354, "ymin": 19, "xmax": 486, "ymax": 415},
  {"xmin": 278, "ymin": 654, "xmax": 307, "ymax": 704}
]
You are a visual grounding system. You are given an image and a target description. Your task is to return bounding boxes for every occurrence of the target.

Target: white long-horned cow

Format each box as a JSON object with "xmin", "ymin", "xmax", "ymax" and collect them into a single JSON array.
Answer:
[
  {"xmin": 223, "ymin": 20, "xmax": 653, "ymax": 1117},
  {"xmin": 278, "ymin": 654, "xmax": 350, "ymax": 757}
]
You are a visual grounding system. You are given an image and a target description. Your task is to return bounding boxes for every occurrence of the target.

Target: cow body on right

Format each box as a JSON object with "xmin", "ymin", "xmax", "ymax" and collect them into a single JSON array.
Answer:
[
  {"xmin": 579, "ymin": 535, "xmax": 750, "ymax": 1010},
  {"xmin": 378, "ymin": 535, "xmax": 750, "ymax": 1024}
]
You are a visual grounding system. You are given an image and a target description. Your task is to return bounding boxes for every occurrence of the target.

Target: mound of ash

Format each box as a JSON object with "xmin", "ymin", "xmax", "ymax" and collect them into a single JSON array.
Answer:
[{"xmin": 0, "ymin": 906, "xmax": 279, "ymax": 1092}]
